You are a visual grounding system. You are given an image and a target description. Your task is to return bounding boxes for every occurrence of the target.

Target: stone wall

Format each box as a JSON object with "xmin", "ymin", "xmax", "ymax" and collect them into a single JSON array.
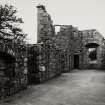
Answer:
[
  {"xmin": 28, "ymin": 41, "xmax": 62, "ymax": 83},
  {"xmin": 54, "ymin": 25, "xmax": 83, "ymax": 71},
  {"xmin": 98, "ymin": 40, "xmax": 105, "ymax": 69}
]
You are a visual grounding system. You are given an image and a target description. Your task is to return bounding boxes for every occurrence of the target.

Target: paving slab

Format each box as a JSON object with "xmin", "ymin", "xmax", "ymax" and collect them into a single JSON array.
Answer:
[{"xmin": 1, "ymin": 70, "xmax": 105, "ymax": 105}]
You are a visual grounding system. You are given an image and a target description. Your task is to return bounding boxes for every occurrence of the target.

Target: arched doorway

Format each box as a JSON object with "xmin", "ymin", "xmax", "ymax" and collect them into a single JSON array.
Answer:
[{"xmin": 0, "ymin": 52, "xmax": 16, "ymax": 85}]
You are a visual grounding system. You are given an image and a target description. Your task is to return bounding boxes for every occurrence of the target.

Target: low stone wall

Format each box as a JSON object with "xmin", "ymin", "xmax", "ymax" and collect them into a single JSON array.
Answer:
[
  {"xmin": 28, "ymin": 41, "xmax": 62, "ymax": 83},
  {"xmin": 37, "ymin": 41, "xmax": 62, "ymax": 83}
]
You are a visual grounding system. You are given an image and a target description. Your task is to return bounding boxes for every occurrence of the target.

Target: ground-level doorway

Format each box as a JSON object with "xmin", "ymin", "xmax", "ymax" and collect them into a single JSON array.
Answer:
[
  {"xmin": 0, "ymin": 52, "xmax": 16, "ymax": 78},
  {"xmin": 74, "ymin": 55, "xmax": 79, "ymax": 69}
]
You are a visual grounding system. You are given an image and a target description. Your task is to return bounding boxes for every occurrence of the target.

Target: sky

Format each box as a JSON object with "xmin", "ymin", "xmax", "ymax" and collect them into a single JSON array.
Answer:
[{"xmin": 0, "ymin": 0, "xmax": 105, "ymax": 44}]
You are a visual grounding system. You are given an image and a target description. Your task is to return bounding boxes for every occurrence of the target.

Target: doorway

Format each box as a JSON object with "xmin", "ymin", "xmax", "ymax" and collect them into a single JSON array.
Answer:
[{"xmin": 74, "ymin": 55, "xmax": 79, "ymax": 69}]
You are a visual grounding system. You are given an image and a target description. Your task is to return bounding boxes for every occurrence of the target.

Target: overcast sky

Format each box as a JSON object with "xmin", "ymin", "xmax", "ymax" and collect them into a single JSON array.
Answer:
[{"xmin": 0, "ymin": 0, "xmax": 105, "ymax": 44}]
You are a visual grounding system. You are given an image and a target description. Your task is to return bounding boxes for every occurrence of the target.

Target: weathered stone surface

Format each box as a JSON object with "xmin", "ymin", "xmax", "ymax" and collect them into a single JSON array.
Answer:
[{"xmin": 37, "ymin": 5, "xmax": 55, "ymax": 43}]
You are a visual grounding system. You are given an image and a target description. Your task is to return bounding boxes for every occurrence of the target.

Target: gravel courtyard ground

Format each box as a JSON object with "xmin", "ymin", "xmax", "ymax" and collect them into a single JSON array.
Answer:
[{"xmin": 1, "ymin": 70, "xmax": 105, "ymax": 105}]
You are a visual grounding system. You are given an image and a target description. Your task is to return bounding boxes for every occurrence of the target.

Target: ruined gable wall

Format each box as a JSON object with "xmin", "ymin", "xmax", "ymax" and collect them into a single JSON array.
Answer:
[{"xmin": 37, "ymin": 5, "xmax": 55, "ymax": 43}]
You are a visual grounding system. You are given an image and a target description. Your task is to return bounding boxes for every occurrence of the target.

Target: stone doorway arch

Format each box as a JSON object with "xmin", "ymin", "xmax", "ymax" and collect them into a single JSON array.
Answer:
[{"xmin": 0, "ymin": 51, "xmax": 16, "ymax": 78}]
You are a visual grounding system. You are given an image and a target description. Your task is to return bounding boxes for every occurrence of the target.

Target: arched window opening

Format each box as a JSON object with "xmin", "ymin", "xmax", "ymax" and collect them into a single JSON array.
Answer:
[{"xmin": 88, "ymin": 48, "xmax": 97, "ymax": 64}]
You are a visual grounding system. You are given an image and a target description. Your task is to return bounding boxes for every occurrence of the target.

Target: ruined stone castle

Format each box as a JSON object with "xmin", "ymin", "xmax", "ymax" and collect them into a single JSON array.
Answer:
[
  {"xmin": 36, "ymin": 5, "xmax": 105, "ymax": 72},
  {"xmin": 0, "ymin": 4, "xmax": 105, "ymax": 99}
]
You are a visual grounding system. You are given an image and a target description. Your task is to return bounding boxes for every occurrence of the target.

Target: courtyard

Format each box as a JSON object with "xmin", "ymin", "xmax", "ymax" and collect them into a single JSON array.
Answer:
[{"xmin": 1, "ymin": 70, "xmax": 105, "ymax": 105}]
